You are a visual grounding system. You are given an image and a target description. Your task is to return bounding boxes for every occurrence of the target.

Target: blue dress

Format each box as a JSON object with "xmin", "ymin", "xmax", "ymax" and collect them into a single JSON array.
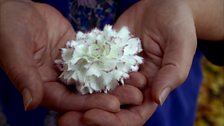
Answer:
[{"xmin": 0, "ymin": 0, "xmax": 203, "ymax": 126}]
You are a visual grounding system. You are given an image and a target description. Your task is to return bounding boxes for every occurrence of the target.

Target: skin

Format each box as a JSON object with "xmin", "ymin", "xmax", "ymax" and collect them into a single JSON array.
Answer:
[
  {"xmin": 187, "ymin": 0, "xmax": 224, "ymax": 40},
  {"xmin": 0, "ymin": 0, "xmax": 223, "ymax": 125},
  {"xmin": 0, "ymin": 0, "xmax": 144, "ymax": 113},
  {"xmin": 59, "ymin": 0, "xmax": 224, "ymax": 125}
]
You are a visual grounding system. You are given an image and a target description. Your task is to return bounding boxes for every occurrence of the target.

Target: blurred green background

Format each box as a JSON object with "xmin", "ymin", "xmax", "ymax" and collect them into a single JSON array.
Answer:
[{"xmin": 195, "ymin": 58, "xmax": 224, "ymax": 126}]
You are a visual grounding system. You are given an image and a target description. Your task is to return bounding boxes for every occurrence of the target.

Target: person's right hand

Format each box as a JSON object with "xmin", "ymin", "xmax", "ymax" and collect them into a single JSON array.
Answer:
[
  {"xmin": 0, "ymin": 0, "xmax": 143, "ymax": 113},
  {"xmin": 66, "ymin": 0, "xmax": 198, "ymax": 125}
]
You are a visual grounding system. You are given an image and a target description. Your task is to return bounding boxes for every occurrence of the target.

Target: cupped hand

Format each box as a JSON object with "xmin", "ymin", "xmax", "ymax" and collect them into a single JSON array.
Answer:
[
  {"xmin": 115, "ymin": 0, "xmax": 197, "ymax": 106},
  {"xmin": 115, "ymin": 0, "xmax": 197, "ymax": 105},
  {"xmin": 0, "ymin": 0, "xmax": 143, "ymax": 113},
  {"xmin": 61, "ymin": 0, "xmax": 197, "ymax": 125}
]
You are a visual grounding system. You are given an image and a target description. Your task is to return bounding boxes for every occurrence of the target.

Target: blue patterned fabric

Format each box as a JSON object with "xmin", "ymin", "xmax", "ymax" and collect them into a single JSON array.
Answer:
[
  {"xmin": 0, "ymin": 0, "xmax": 203, "ymax": 126},
  {"xmin": 69, "ymin": 0, "xmax": 117, "ymax": 32}
]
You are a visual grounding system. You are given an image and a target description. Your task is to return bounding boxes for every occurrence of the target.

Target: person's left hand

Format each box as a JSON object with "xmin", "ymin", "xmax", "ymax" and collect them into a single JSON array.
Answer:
[{"xmin": 0, "ymin": 0, "xmax": 143, "ymax": 113}]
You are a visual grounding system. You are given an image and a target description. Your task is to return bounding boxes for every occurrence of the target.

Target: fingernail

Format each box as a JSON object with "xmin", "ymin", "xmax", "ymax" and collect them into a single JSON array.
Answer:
[
  {"xmin": 22, "ymin": 88, "xmax": 32, "ymax": 111},
  {"xmin": 159, "ymin": 87, "xmax": 171, "ymax": 106}
]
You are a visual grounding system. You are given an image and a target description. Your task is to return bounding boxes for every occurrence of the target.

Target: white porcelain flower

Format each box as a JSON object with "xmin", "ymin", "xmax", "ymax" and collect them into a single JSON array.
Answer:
[{"xmin": 55, "ymin": 25, "xmax": 143, "ymax": 94}]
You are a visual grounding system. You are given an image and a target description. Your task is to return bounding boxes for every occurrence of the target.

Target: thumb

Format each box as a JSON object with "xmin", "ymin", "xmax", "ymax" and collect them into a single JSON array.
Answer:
[
  {"xmin": 0, "ymin": 40, "xmax": 43, "ymax": 111},
  {"xmin": 150, "ymin": 64, "xmax": 189, "ymax": 105},
  {"xmin": 150, "ymin": 33, "xmax": 197, "ymax": 105}
]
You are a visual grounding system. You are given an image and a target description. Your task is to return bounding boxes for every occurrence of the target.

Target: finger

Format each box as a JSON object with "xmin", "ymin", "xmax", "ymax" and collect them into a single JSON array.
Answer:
[
  {"xmin": 84, "ymin": 109, "xmax": 145, "ymax": 126},
  {"xmin": 128, "ymin": 90, "xmax": 158, "ymax": 124},
  {"xmin": 83, "ymin": 109, "xmax": 119, "ymax": 126},
  {"xmin": 150, "ymin": 64, "xmax": 185, "ymax": 105},
  {"xmin": 110, "ymin": 85, "xmax": 143, "ymax": 105},
  {"xmin": 150, "ymin": 25, "xmax": 197, "ymax": 105},
  {"xmin": 58, "ymin": 111, "xmax": 84, "ymax": 126},
  {"xmin": 124, "ymin": 72, "xmax": 146, "ymax": 89},
  {"xmin": 9, "ymin": 66, "xmax": 43, "ymax": 110},
  {"xmin": 42, "ymin": 82, "xmax": 120, "ymax": 113},
  {"xmin": 0, "ymin": 40, "xmax": 43, "ymax": 111},
  {"xmin": 83, "ymin": 89, "xmax": 158, "ymax": 126}
]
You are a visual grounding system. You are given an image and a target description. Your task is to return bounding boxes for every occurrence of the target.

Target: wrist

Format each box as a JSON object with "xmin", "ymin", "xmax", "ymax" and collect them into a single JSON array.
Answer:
[{"xmin": 186, "ymin": 0, "xmax": 224, "ymax": 40}]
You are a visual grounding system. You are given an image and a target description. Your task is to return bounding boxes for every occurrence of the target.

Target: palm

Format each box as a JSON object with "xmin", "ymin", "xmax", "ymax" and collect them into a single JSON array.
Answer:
[{"xmin": 29, "ymin": 3, "xmax": 78, "ymax": 111}]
